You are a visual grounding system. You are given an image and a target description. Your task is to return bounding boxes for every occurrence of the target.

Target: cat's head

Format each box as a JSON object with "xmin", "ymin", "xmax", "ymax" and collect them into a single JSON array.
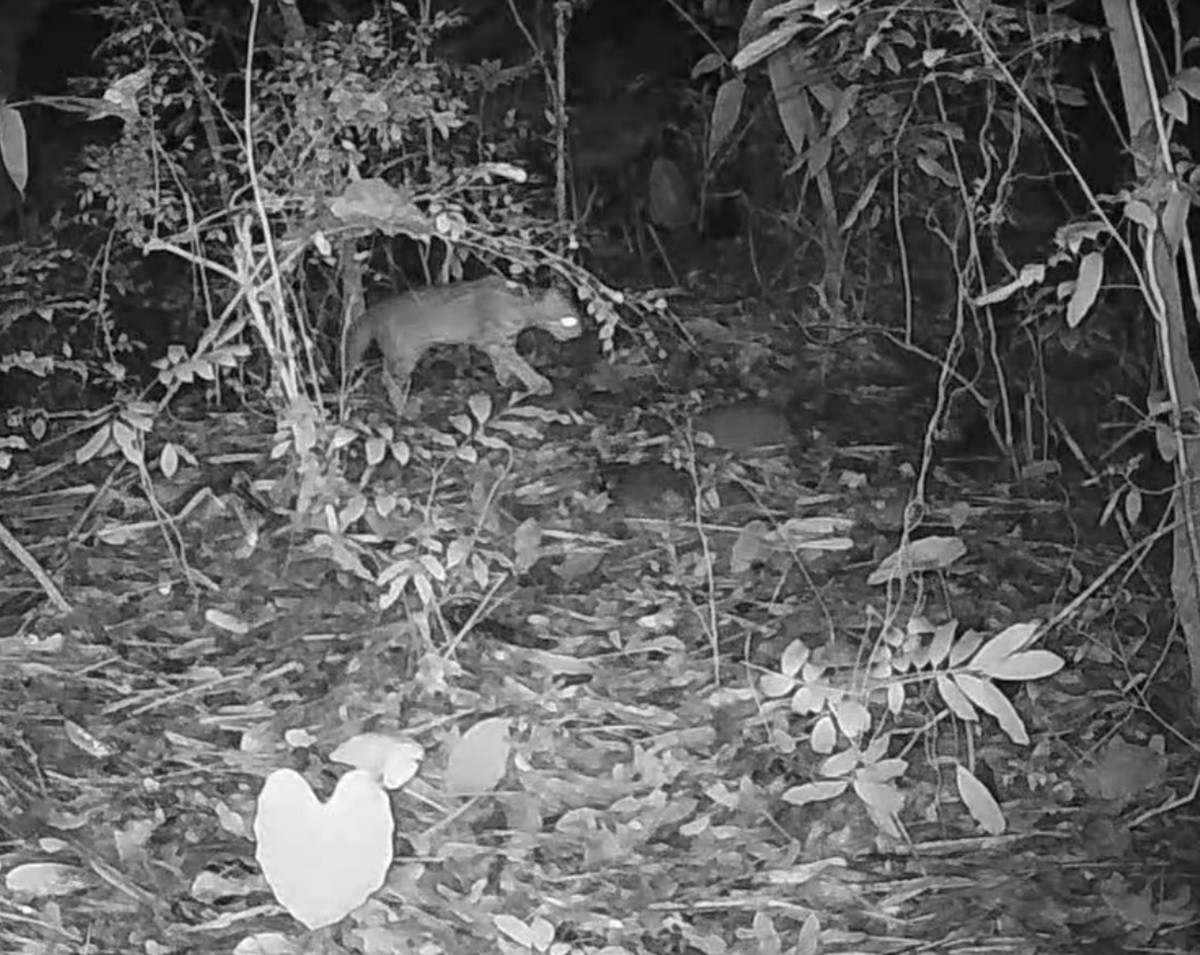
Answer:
[{"xmin": 534, "ymin": 288, "xmax": 584, "ymax": 341}]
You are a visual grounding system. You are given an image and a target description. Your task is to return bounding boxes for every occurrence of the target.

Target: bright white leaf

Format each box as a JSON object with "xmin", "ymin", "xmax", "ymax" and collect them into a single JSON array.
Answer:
[
  {"xmin": 973, "ymin": 263, "xmax": 1046, "ymax": 306},
  {"xmin": 791, "ymin": 683, "xmax": 821, "ymax": 714},
  {"xmin": 949, "ymin": 629, "xmax": 985, "ymax": 667},
  {"xmin": 1161, "ymin": 88, "xmax": 1187, "ymax": 122},
  {"xmin": 1125, "ymin": 487, "xmax": 1143, "ymax": 524},
  {"xmin": 953, "ymin": 674, "xmax": 1029, "ymax": 745},
  {"xmin": 928, "ymin": 620, "xmax": 956, "ymax": 667},
  {"xmin": 969, "ymin": 621, "xmax": 1040, "ymax": 674},
  {"xmin": 5, "ymin": 861, "xmax": 88, "ymax": 896},
  {"xmin": 1177, "ymin": 66, "xmax": 1200, "ymax": 98},
  {"xmin": 0, "ymin": 104, "xmax": 28, "ymax": 193},
  {"xmin": 375, "ymin": 492, "xmax": 397, "ymax": 517},
  {"xmin": 254, "ymin": 769, "xmax": 394, "ymax": 930},
  {"xmin": 1066, "ymin": 251, "xmax": 1103, "ymax": 327},
  {"xmin": 469, "ymin": 393, "xmax": 493, "ymax": 424},
  {"xmin": 853, "ymin": 779, "xmax": 904, "ymax": 837},
  {"xmin": 831, "ymin": 698, "xmax": 870, "ymax": 740},
  {"xmin": 820, "ymin": 746, "xmax": 858, "ymax": 779},
  {"xmin": 868, "ymin": 536, "xmax": 967, "ymax": 585},
  {"xmin": 191, "ymin": 870, "xmax": 249, "ymax": 903},
  {"xmin": 796, "ymin": 913, "xmax": 821, "ymax": 955},
  {"xmin": 331, "ymin": 733, "xmax": 424, "ymax": 790},
  {"xmin": 957, "ymin": 764, "xmax": 1006, "ymax": 834},
  {"xmin": 528, "ymin": 917, "xmax": 556, "ymax": 950},
  {"xmin": 495, "ymin": 913, "xmax": 535, "ymax": 947},
  {"xmin": 810, "ymin": 713, "xmax": 837, "ymax": 754},
  {"xmin": 233, "ymin": 932, "xmax": 297, "ymax": 954},
  {"xmin": 76, "ymin": 422, "xmax": 113, "ymax": 464},
  {"xmin": 780, "ymin": 639, "xmax": 809, "ymax": 677},
  {"xmin": 205, "ymin": 609, "xmax": 249, "ymax": 635},
  {"xmin": 936, "ymin": 673, "xmax": 978, "ymax": 721},
  {"xmin": 862, "ymin": 735, "xmax": 891, "ymax": 764},
  {"xmin": 983, "ymin": 649, "xmax": 1064, "ymax": 682},
  {"xmin": 1123, "ymin": 199, "xmax": 1154, "ymax": 229},
  {"xmin": 759, "ymin": 671, "xmax": 796, "ymax": 697},
  {"xmin": 159, "ymin": 442, "xmax": 179, "ymax": 478},
  {"xmin": 446, "ymin": 718, "xmax": 511, "ymax": 794},
  {"xmin": 64, "ymin": 719, "xmax": 113, "ymax": 758},
  {"xmin": 781, "ymin": 780, "xmax": 847, "ymax": 805}
]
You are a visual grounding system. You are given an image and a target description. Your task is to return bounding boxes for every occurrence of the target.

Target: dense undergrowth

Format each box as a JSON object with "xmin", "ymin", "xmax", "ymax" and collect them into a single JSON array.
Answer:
[{"xmin": 0, "ymin": 1, "xmax": 1198, "ymax": 953}]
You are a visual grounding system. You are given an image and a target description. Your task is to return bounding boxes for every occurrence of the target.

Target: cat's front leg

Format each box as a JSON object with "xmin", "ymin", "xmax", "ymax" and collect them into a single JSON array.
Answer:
[
  {"xmin": 381, "ymin": 352, "xmax": 418, "ymax": 392},
  {"xmin": 483, "ymin": 343, "xmax": 553, "ymax": 395}
]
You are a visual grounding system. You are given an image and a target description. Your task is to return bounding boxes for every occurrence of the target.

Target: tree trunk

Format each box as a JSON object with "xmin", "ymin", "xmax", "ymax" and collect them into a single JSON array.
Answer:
[{"xmin": 1103, "ymin": 0, "xmax": 1200, "ymax": 710}]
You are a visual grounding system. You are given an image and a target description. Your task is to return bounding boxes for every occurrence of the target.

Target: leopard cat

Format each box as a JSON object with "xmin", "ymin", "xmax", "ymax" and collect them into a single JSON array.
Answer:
[{"xmin": 344, "ymin": 277, "xmax": 583, "ymax": 395}]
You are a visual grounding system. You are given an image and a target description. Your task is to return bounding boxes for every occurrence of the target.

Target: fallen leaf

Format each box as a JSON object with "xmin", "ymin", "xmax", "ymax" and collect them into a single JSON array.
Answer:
[{"xmin": 254, "ymin": 769, "xmax": 394, "ymax": 930}]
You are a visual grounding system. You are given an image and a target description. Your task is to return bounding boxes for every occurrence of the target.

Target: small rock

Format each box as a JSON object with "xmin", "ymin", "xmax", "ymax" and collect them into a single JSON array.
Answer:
[{"xmin": 694, "ymin": 400, "xmax": 794, "ymax": 452}]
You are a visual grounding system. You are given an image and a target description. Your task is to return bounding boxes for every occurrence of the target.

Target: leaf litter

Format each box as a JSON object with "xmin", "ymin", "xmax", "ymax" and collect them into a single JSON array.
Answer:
[{"xmin": 0, "ymin": 385, "xmax": 1196, "ymax": 955}]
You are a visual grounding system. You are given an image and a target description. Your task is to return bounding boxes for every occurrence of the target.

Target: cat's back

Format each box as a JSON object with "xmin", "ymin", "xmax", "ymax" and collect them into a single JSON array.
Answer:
[{"xmin": 368, "ymin": 278, "xmax": 496, "ymax": 345}]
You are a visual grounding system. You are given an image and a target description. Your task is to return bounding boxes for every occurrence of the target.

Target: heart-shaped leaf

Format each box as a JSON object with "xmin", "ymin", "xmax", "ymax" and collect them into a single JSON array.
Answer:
[{"xmin": 254, "ymin": 769, "xmax": 394, "ymax": 930}]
